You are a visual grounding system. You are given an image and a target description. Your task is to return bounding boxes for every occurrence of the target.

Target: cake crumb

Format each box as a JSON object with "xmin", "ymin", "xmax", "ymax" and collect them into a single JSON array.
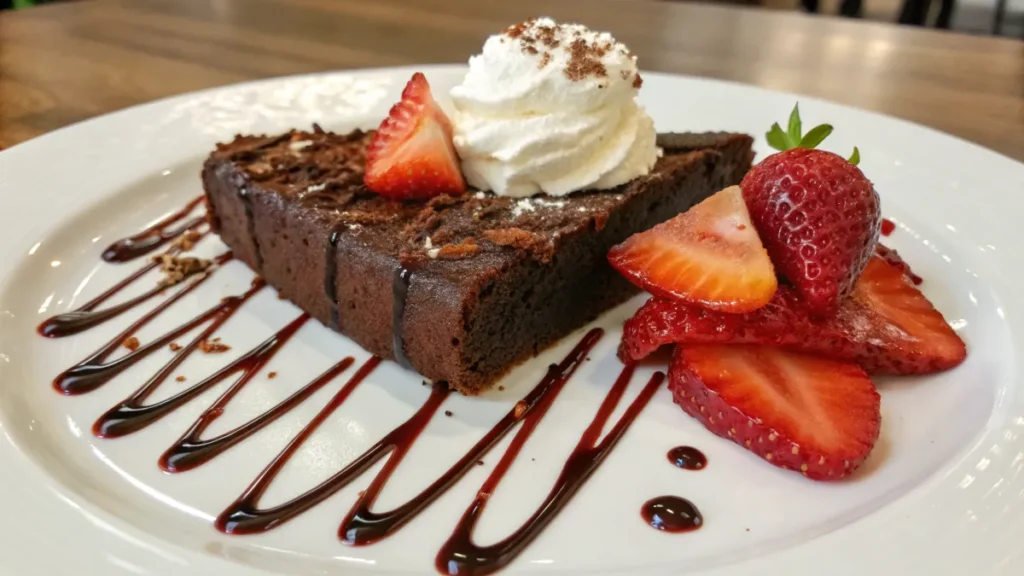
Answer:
[
  {"xmin": 123, "ymin": 336, "xmax": 140, "ymax": 351},
  {"xmin": 268, "ymin": 372, "xmax": 278, "ymax": 379},
  {"xmin": 175, "ymin": 375, "xmax": 186, "ymax": 382},
  {"xmin": 513, "ymin": 400, "xmax": 528, "ymax": 419},
  {"xmin": 436, "ymin": 238, "xmax": 480, "ymax": 260},
  {"xmin": 156, "ymin": 254, "xmax": 211, "ymax": 287},
  {"xmin": 172, "ymin": 229, "xmax": 203, "ymax": 252},
  {"xmin": 498, "ymin": 385, "xmax": 505, "ymax": 391},
  {"xmin": 445, "ymin": 410, "xmax": 453, "ymax": 417},
  {"xmin": 483, "ymin": 228, "xmax": 554, "ymax": 263},
  {"xmin": 169, "ymin": 342, "xmax": 182, "ymax": 352},
  {"xmin": 476, "ymin": 460, "xmax": 485, "ymax": 466},
  {"xmin": 199, "ymin": 339, "xmax": 231, "ymax": 354}
]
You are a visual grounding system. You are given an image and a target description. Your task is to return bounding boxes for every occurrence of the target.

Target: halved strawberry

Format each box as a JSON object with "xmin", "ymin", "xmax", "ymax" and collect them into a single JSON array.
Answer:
[
  {"xmin": 365, "ymin": 72, "xmax": 466, "ymax": 199},
  {"xmin": 668, "ymin": 344, "xmax": 881, "ymax": 480},
  {"xmin": 621, "ymin": 255, "xmax": 966, "ymax": 375},
  {"xmin": 607, "ymin": 186, "xmax": 777, "ymax": 313}
]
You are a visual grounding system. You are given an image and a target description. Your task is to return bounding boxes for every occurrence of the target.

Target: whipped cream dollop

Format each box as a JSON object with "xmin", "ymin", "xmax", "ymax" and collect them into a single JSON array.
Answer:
[{"xmin": 450, "ymin": 18, "xmax": 660, "ymax": 198}]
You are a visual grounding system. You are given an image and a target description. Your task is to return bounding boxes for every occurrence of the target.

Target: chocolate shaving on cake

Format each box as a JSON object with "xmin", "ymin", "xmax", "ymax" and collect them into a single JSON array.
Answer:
[{"xmin": 155, "ymin": 254, "xmax": 212, "ymax": 287}]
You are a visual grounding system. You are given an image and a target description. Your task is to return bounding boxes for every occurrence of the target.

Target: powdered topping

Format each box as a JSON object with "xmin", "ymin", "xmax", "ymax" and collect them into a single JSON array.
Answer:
[{"xmin": 503, "ymin": 18, "xmax": 626, "ymax": 83}]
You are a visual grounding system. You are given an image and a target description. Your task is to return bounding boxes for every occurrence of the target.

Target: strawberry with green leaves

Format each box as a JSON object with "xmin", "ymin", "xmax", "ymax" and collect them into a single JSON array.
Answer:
[{"xmin": 742, "ymin": 104, "xmax": 881, "ymax": 317}]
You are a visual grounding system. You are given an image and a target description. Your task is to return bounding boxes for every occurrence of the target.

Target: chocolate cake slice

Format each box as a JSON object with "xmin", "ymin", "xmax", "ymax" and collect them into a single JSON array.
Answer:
[{"xmin": 202, "ymin": 128, "xmax": 753, "ymax": 393}]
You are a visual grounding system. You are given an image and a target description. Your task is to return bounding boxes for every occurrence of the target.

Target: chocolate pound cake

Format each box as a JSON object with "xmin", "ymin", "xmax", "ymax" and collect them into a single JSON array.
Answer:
[{"xmin": 202, "ymin": 128, "xmax": 753, "ymax": 393}]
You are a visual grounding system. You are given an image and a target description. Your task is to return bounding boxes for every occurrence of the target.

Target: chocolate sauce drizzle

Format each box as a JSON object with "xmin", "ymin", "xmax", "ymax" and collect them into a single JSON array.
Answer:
[
  {"xmin": 51, "ymin": 252, "xmax": 235, "ymax": 395},
  {"xmin": 40, "ymin": 197, "xmax": 677, "ymax": 575},
  {"xmin": 391, "ymin": 265, "xmax": 414, "ymax": 369},
  {"xmin": 39, "ymin": 230, "xmax": 214, "ymax": 339},
  {"xmin": 342, "ymin": 328, "xmax": 607, "ymax": 547},
  {"xmin": 238, "ymin": 187, "xmax": 263, "ymax": 272},
  {"xmin": 101, "ymin": 196, "xmax": 206, "ymax": 262},
  {"xmin": 325, "ymin": 221, "xmax": 346, "ymax": 330},
  {"xmin": 436, "ymin": 360, "xmax": 665, "ymax": 576}
]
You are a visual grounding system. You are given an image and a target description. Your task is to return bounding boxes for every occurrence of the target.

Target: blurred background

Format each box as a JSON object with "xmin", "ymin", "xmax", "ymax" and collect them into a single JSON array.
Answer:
[{"xmin": 6, "ymin": 0, "xmax": 1020, "ymax": 37}]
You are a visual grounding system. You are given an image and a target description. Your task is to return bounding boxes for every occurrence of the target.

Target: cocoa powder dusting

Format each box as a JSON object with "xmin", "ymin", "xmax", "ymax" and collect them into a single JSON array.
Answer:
[{"xmin": 565, "ymin": 38, "xmax": 608, "ymax": 81}]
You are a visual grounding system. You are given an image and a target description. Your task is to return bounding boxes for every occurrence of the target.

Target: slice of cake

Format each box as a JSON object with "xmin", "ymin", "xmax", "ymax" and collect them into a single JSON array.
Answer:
[{"xmin": 202, "ymin": 129, "xmax": 753, "ymax": 393}]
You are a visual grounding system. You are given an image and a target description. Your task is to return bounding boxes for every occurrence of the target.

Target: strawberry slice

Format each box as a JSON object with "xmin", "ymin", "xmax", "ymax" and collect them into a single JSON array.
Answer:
[
  {"xmin": 668, "ymin": 344, "xmax": 881, "ymax": 480},
  {"xmin": 365, "ymin": 72, "xmax": 466, "ymax": 199},
  {"xmin": 853, "ymin": 254, "xmax": 965, "ymax": 368},
  {"xmin": 874, "ymin": 243, "xmax": 922, "ymax": 286},
  {"xmin": 621, "ymin": 256, "xmax": 966, "ymax": 375},
  {"xmin": 607, "ymin": 186, "xmax": 777, "ymax": 313}
]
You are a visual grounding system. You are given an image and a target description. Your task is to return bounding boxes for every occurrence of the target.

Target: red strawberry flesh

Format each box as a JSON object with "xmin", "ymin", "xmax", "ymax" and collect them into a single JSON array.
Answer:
[
  {"xmin": 607, "ymin": 186, "xmax": 777, "ymax": 313},
  {"xmin": 365, "ymin": 72, "xmax": 465, "ymax": 199},
  {"xmin": 621, "ymin": 256, "xmax": 966, "ymax": 375},
  {"xmin": 668, "ymin": 344, "xmax": 881, "ymax": 480}
]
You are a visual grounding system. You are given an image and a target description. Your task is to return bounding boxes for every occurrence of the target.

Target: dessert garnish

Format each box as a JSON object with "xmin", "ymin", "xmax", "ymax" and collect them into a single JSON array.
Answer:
[
  {"xmin": 449, "ymin": 17, "xmax": 659, "ymax": 197},
  {"xmin": 669, "ymin": 344, "xmax": 881, "ymax": 480},
  {"xmin": 610, "ymin": 105, "xmax": 967, "ymax": 480},
  {"xmin": 365, "ymin": 72, "xmax": 466, "ymax": 199},
  {"xmin": 743, "ymin": 104, "xmax": 880, "ymax": 317},
  {"xmin": 619, "ymin": 255, "xmax": 967, "ymax": 375},
  {"xmin": 607, "ymin": 185, "xmax": 777, "ymax": 313}
]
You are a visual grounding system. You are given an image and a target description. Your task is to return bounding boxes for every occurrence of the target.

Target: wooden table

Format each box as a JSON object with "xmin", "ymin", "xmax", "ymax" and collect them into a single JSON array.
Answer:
[{"xmin": 2, "ymin": 0, "xmax": 1022, "ymax": 160}]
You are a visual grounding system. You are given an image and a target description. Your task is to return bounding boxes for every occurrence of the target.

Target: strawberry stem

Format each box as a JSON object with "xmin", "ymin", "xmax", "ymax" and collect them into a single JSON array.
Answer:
[{"xmin": 767, "ymin": 104, "xmax": 860, "ymax": 166}]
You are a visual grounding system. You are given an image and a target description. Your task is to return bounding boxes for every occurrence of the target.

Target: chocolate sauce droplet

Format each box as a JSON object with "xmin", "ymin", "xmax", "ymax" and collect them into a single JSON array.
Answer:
[
  {"xmin": 667, "ymin": 446, "xmax": 706, "ymax": 470},
  {"xmin": 641, "ymin": 496, "xmax": 702, "ymax": 533}
]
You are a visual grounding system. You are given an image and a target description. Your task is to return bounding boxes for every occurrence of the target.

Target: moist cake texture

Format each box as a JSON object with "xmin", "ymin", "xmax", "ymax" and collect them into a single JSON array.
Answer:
[{"xmin": 202, "ymin": 127, "xmax": 753, "ymax": 393}]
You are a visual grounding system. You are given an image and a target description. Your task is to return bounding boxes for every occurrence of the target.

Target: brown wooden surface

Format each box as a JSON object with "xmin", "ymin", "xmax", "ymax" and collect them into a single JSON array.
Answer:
[{"xmin": 1, "ymin": 0, "xmax": 1022, "ymax": 160}]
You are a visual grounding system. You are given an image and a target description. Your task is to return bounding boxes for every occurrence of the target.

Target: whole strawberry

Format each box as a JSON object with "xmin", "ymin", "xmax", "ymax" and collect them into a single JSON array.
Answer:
[{"xmin": 741, "ymin": 105, "xmax": 880, "ymax": 317}]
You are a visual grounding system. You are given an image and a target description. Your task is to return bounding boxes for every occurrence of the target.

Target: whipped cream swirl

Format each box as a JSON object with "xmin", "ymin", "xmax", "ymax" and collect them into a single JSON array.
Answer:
[{"xmin": 450, "ymin": 18, "xmax": 660, "ymax": 198}]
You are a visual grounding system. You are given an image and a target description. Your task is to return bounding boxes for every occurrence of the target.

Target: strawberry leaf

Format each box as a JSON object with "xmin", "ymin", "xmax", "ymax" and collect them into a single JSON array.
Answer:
[
  {"xmin": 766, "ymin": 123, "xmax": 793, "ymax": 152},
  {"xmin": 799, "ymin": 124, "xmax": 834, "ymax": 150},
  {"xmin": 849, "ymin": 146, "xmax": 861, "ymax": 165},
  {"xmin": 787, "ymin": 104, "xmax": 802, "ymax": 146}
]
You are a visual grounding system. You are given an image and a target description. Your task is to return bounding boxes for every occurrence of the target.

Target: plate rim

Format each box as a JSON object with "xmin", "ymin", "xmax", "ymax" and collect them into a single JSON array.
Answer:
[{"xmin": 0, "ymin": 64, "xmax": 1023, "ymax": 576}]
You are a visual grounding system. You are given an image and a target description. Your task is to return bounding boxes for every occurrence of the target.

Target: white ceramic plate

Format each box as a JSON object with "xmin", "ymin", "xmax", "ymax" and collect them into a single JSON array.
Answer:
[{"xmin": 1, "ymin": 65, "xmax": 1022, "ymax": 576}]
